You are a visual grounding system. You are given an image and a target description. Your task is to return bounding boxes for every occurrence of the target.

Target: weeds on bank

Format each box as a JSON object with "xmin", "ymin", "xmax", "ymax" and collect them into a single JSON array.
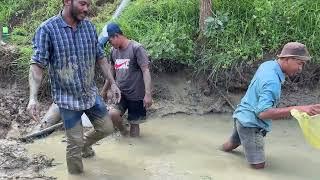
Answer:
[
  {"xmin": 2, "ymin": 0, "xmax": 320, "ymax": 79},
  {"xmin": 197, "ymin": 0, "xmax": 320, "ymax": 78},
  {"xmin": 116, "ymin": 0, "xmax": 198, "ymax": 66},
  {"xmin": 1, "ymin": 0, "xmax": 119, "ymax": 77},
  {"xmin": 114, "ymin": 0, "xmax": 320, "ymax": 77}
]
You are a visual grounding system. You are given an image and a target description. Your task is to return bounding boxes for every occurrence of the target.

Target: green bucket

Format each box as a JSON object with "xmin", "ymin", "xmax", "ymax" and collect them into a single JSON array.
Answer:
[{"xmin": 2, "ymin": 26, "xmax": 9, "ymax": 41}]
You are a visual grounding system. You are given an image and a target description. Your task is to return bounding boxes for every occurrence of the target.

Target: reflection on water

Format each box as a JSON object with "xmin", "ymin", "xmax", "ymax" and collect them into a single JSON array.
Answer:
[{"xmin": 27, "ymin": 114, "xmax": 320, "ymax": 180}]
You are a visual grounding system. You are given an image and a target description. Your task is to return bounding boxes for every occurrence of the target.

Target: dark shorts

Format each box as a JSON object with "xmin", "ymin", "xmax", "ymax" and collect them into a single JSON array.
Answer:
[
  {"xmin": 60, "ymin": 95, "xmax": 107, "ymax": 129},
  {"xmin": 110, "ymin": 95, "xmax": 146, "ymax": 124},
  {"xmin": 230, "ymin": 119, "xmax": 267, "ymax": 164}
]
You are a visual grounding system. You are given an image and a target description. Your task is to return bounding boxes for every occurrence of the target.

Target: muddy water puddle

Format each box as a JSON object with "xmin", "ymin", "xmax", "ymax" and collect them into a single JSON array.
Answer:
[{"xmin": 27, "ymin": 114, "xmax": 320, "ymax": 180}]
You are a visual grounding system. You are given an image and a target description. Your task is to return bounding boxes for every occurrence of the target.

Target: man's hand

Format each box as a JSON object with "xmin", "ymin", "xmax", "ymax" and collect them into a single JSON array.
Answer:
[
  {"xmin": 27, "ymin": 99, "xmax": 40, "ymax": 122},
  {"xmin": 111, "ymin": 83, "xmax": 121, "ymax": 103},
  {"xmin": 297, "ymin": 104, "xmax": 320, "ymax": 116},
  {"xmin": 143, "ymin": 93, "xmax": 152, "ymax": 108},
  {"xmin": 100, "ymin": 88, "xmax": 108, "ymax": 101},
  {"xmin": 28, "ymin": 64, "xmax": 44, "ymax": 122}
]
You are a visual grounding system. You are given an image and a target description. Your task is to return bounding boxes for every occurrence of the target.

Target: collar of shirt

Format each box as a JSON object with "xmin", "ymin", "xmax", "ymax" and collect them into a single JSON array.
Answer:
[
  {"xmin": 57, "ymin": 11, "xmax": 84, "ymax": 29},
  {"xmin": 274, "ymin": 60, "xmax": 286, "ymax": 84}
]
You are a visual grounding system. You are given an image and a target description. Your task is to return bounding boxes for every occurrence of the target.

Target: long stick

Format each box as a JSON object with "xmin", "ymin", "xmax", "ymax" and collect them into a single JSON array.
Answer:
[
  {"xmin": 213, "ymin": 84, "xmax": 236, "ymax": 111},
  {"xmin": 20, "ymin": 122, "xmax": 63, "ymax": 141}
]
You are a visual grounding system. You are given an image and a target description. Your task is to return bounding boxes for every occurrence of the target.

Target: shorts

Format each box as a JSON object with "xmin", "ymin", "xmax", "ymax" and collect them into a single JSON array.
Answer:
[
  {"xmin": 230, "ymin": 119, "xmax": 267, "ymax": 164},
  {"xmin": 110, "ymin": 95, "xmax": 146, "ymax": 124},
  {"xmin": 60, "ymin": 95, "xmax": 107, "ymax": 129}
]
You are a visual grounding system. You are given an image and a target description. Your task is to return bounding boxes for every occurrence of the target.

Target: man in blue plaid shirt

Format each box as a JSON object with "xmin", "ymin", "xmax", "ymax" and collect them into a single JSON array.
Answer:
[{"xmin": 26, "ymin": 0, "xmax": 121, "ymax": 174}]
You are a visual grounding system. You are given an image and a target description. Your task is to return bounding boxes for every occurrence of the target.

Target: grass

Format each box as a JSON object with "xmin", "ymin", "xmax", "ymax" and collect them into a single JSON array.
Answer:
[
  {"xmin": 2, "ymin": 0, "xmax": 320, "ymax": 79},
  {"xmin": 115, "ymin": 0, "xmax": 199, "ymax": 64},
  {"xmin": 1, "ymin": 0, "xmax": 119, "ymax": 77},
  {"xmin": 198, "ymin": 0, "xmax": 320, "ymax": 77}
]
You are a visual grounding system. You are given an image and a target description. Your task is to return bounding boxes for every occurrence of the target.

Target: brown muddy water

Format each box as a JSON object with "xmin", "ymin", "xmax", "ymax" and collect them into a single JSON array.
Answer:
[{"xmin": 26, "ymin": 114, "xmax": 320, "ymax": 180}]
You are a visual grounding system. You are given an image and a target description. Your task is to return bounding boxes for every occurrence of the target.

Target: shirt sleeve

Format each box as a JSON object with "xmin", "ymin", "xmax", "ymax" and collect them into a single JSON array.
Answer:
[
  {"xmin": 93, "ymin": 25, "xmax": 105, "ymax": 61},
  {"xmin": 254, "ymin": 80, "xmax": 281, "ymax": 116},
  {"xmin": 135, "ymin": 46, "xmax": 150, "ymax": 68},
  {"xmin": 31, "ymin": 26, "xmax": 51, "ymax": 68}
]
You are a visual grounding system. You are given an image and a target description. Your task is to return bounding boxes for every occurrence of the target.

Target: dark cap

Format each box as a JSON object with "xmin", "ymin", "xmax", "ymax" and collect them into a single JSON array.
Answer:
[
  {"xmin": 277, "ymin": 42, "xmax": 311, "ymax": 61},
  {"xmin": 106, "ymin": 22, "xmax": 122, "ymax": 39}
]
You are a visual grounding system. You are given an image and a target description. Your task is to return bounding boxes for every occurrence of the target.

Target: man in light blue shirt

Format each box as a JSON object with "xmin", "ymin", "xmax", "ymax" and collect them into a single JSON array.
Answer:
[{"xmin": 221, "ymin": 42, "xmax": 320, "ymax": 169}]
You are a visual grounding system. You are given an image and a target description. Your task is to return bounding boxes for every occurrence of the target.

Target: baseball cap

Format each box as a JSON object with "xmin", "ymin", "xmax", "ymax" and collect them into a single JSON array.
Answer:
[
  {"xmin": 277, "ymin": 42, "xmax": 311, "ymax": 61},
  {"xmin": 106, "ymin": 22, "xmax": 122, "ymax": 40}
]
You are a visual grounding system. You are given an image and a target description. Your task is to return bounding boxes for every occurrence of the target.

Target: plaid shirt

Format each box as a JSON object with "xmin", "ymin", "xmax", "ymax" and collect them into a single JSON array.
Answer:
[{"xmin": 31, "ymin": 13, "xmax": 105, "ymax": 110}]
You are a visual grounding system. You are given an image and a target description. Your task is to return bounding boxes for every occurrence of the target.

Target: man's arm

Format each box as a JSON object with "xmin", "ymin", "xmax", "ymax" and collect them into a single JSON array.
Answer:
[
  {"xmin": 259, "ymin": 104, "xmax": 320, "ymax": 120},
  {"xmin": 255, "ymin": 80, "xmax": 320, "ymax": 120},
  {"xmin": 100, "ymin": 64, "xmax": 114, "ymax": 100},
  {"xmin": 27, "ymin": 64, "xmax": 44, "ymax": 121},
  {"xmin": 141, "ymin": 65, "xmax": 152, "ymax": 108},
  {"xmin": 134, "ymin": 45, "xmax": 152, "ymax": 108},
  {"xmin": 259, "ymin": 106, "xmax": 299, "ymax": 120},
  {"xmin": 97, "ymin": 58, "xmax": 121, "ymax": 102}
]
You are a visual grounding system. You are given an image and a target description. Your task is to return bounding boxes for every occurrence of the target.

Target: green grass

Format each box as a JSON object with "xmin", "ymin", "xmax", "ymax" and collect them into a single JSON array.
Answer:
[
  {"xmin": 115, "ymin": 0, "xmax": 198, "ymax": 64},
  {"xmin": 198, "ymin": 0, "xmax": 320, "ymax": 76},
  {"xmin": 1, "ymin": 0, "xmax": 119, "ymax": 77},
  {"xmin": 2, "ymin": 0, "xmax": 320, "ymax": 79}
]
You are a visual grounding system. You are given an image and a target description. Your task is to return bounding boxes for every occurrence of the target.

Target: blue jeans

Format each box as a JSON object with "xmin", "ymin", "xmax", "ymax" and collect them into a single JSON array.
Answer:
[
  {"xmin": 59, "ymin": 95, "xmax": 113, "ymax": 174},
  {"xmin": 230, "ymin": 119, "xmax": 267, "ymax": 164},
  {"xmin": 60, "ymin": 95, "xmax": 107, "ymax": 129}
]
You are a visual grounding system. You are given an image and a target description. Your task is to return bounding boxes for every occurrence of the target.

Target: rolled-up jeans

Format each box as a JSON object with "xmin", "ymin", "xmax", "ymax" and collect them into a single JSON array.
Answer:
[
  {"xmin": 230, "ymin": 119, "xmax": 267, "ymax": 164},
  {"xmin": 59, "ymin": 95, "xmax": 114, "ymax": 174}
]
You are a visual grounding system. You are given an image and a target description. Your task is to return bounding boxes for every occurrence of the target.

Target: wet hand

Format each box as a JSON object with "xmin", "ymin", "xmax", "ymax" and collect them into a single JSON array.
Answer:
[
  {"xmin": 299, "ymin": 104, "xmax": 320, "ymax": 116},
  {"xmin": 106, "ymin": 90, "xmax": 115, "ymax": 104},
  {"xmin": 100, "ymin": 89, "xmax": 107, "ymax": 101},
  {"xmin": 111, "ymin": 83, "xmax": 121, "ymax": 103},
  {"xmin": 143, "ymin": 93, "xmax": 152, "ymax": 108},
  {"xmin": 26, "ymin": 99, "xmax": 40, "ymax": 122}
]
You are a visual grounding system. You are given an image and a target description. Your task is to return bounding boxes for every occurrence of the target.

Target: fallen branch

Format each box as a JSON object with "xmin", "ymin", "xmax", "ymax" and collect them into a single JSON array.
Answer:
[
  {"xmin": 213, "ymin": 84, "xmax": 236, "ymax": 111},
  {"xmin": 20, "ymin": 122, "xmax": 63, "ymax": 142}
]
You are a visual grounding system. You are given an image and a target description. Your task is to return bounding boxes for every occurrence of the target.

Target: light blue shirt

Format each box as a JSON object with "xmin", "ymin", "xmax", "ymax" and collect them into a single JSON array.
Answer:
[{"xmin": 233, "ymin": 60, "xmax": 285, "ymax": 132}]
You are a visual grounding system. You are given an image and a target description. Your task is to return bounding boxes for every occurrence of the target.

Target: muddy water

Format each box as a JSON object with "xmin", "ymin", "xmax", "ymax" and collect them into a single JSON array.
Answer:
[{"xmin": 27, "ymin": 114, "xmax": 320, "ymax": 180}]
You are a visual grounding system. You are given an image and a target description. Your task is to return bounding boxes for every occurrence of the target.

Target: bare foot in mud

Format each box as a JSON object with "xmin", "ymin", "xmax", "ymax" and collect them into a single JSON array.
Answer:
[
  {"xmin": 130, "ymin": 124, "xmax": 140, "ymax": 137},
  {"xmin": 221, "ymin": 141, "xmax": 240, "ymax": 152},
  {"xmin": 120, "ymin": 128, "xmax": 129, "ymax": 137},
  {"xmin": 82, "ymin": 146, "xmax": 95, "ymax": 158}
]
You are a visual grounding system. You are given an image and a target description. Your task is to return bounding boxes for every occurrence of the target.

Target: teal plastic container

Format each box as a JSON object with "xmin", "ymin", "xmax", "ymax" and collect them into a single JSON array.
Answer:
[{"xmin": 2, "ymin": 26, "xmax": 9, "ymax": 41}]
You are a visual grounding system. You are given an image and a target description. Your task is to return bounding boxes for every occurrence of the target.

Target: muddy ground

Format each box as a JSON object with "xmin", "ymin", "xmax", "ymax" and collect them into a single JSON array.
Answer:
[{"xmin": 0, "ymin": 44, "xmax": 320, "ymax": 179}]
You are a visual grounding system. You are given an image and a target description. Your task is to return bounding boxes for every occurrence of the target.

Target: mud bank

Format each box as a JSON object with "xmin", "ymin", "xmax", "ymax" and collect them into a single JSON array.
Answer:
[
  {"xmin": 1, "ymin": 44, "xmax": 320, "ymax": 179},
  {"xmin": 0, "ymin": 139, "xmax": 55, "ymax": 180}
]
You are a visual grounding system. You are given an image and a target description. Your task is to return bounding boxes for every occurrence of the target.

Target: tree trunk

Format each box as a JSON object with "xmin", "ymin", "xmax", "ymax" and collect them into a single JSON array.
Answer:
[{"xmin": 199, "ymin": 0, "xmax": 213, "ymax": 33}]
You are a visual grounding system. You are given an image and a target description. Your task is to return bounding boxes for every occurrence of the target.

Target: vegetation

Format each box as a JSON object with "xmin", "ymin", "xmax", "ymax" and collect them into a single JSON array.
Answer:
[
  {"xmin": 0, "ymin": 0, "xmax": 120, "ymax": 76},
  {"xmin": 1, "ymin": 0, "xmax": 320, "ymax": 78}
]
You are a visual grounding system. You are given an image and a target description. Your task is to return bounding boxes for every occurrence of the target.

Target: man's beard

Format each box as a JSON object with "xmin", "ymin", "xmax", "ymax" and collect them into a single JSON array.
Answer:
[{"xmin": 70, "ymin": 1, "xmax": 87, "ymax": 22}]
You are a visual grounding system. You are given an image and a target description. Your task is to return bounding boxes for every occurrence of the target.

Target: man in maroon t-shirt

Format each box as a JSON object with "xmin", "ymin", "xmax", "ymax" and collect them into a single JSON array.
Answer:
[{"xmin": 101, "ymin": 23, "xmax": 152, "ymax": 137}]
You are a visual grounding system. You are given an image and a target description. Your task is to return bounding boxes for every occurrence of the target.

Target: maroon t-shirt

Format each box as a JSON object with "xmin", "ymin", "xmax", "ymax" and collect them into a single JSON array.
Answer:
[{"xmin": 110, "ymin": 40, "xmax": 149, "ymax": 101}]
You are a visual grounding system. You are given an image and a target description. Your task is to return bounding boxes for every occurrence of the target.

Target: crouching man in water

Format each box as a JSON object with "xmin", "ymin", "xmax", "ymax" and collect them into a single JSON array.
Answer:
[
  {"xmin": 27, "ymin": 0, "xmax": 121, "ymax": 174},
  {"xmin": 221, "ymin": 42, "xmax": 320, "ymax": 169}
]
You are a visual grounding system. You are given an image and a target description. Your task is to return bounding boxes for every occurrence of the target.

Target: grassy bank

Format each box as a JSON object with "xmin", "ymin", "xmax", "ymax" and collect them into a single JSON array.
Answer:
[
  {"xmin": 0, "ymin": 0, "xmax": 119, "ymax": 77},
  {"xmin": 1, "ymin": 0, "xmax": 320, "ymax": 79},
  {"xmin": 113, "ymin": 0, "xmax": 320, "ymax": 76}
]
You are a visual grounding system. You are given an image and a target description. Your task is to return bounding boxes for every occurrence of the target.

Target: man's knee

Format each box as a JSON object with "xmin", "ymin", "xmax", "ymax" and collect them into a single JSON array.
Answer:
[
  {"xmin": 65, "ymin": 125, "xmax": 83, "ymax": 147},
  {"xmin": 221, "ymin": 141, "xmax": 240, "ymax": 152},
  {"xmin": 95, "ymin": 117, "xmax": 114, "ymax": 135},
  {"xmin": 250, "ymin": 162, "xmax": 265, "ymax": 169},
  {"xmin": 109, "ymin": 109, "xmax": 121, "ymax": 120},
  {"xmin": 66, "ymin": 129, "xmax": 83, "ymax": 162}
]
